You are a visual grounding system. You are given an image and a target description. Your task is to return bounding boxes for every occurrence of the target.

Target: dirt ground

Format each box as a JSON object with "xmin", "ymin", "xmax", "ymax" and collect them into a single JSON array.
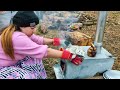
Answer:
[{"xmin": 36, "ymin": 11, "xmax": 120, "ymax": 79}]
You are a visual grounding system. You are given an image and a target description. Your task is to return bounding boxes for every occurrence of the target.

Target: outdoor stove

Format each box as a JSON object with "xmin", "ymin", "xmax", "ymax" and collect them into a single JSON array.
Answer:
[{"xmin": 53, "ymin": 11, "xmax": 115, "ymax": 79}]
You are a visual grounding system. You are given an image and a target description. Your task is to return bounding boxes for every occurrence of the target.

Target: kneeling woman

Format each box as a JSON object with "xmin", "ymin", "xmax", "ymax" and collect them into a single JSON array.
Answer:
[{"xmin": 0, "ymin": 11, "xmax": 83, "ymax": 79}]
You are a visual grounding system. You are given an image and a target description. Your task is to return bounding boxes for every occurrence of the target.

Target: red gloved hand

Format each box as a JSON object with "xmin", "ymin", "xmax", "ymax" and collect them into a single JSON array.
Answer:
[
  {"xmin": 60, "ymin": 49, "xmax": 83, "ymax": 65},
  {"xmin": 53, "ymin": 38, "xmax": 71, "ymax": 48},
  {"xmin": 53, "ymin": 38, "xmax": 60, "ymax": 46},
  {"xmin": 70, "ymin": 55, "xmax": 83, "ymax": 65}
]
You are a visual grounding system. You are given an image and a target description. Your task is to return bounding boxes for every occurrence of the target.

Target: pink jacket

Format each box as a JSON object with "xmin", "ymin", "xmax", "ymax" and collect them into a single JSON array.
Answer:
[{"xmin": 0, "ymin": 31, "xmax": 48, "ymax": 66}]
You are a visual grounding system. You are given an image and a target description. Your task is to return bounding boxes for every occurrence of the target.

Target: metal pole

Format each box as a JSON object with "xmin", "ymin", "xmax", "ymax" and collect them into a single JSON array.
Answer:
[{"xmin": 94, "ymin": 11, "xmax": 107, "ymax": 54}]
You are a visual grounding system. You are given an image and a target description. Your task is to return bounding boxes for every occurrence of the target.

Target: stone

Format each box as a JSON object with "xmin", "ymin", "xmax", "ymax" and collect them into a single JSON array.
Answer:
[{"xmin": 68, "ymin": 31, "xmax": 93, "ymax": 46}]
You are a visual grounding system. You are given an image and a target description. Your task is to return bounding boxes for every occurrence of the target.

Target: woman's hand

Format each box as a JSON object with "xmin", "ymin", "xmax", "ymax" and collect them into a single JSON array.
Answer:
[
  {"xmin": 60, "ymin": 49, "xmax": 84, "ymax": 66},
  {"xmin": 53, "ymin": 38, "xmax": 71, "ymax": 48}
]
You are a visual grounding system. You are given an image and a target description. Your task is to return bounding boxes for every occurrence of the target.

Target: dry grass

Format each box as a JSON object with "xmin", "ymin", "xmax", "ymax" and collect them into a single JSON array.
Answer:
[{"xmin": 36, "ymin": 11, "xmax": 120, "ymax": 79}]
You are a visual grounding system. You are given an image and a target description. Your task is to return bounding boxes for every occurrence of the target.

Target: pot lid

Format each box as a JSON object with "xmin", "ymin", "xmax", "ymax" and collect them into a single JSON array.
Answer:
[{"xmin": 103, "ymin": 70, "xmax": 120, "ymax": 79}]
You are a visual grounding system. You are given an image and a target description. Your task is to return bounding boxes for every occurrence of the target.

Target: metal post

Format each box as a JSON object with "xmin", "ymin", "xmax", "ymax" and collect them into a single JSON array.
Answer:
[{"xmin": 94, "ymin": 11, "xmax": 107, "ymax": 54}]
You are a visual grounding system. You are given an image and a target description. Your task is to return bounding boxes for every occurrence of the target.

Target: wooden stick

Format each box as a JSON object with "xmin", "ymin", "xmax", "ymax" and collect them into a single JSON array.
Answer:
[{"xmin": 91, "ymin": 43, "xmax": 94, "ymax": 47}]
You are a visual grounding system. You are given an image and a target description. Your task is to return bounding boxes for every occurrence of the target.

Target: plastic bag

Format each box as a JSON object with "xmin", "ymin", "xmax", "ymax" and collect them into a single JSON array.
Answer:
[{"xmin": 0, "ymin": 11, "xmax": 12, "ymax": 31}]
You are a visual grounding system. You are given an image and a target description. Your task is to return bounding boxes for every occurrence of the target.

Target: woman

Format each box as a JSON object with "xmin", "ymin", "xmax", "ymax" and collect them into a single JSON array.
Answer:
[{"xmin": 0, "ymin": 11, "xmax": 83, "ymax": 79}]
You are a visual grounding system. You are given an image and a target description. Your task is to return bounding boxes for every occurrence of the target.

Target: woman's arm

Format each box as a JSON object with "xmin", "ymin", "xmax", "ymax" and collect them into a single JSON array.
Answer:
[
  {"xmin": 46, "ymin": 48, "xmax": 83, "ymax": 65},
  {"xmin": 30, "ymin": 34, "xmax": 61, "ymax": 46},
  {"xmin": 43, "ymin": 37, "xmax": 71, "ymax": 48},
  {"xmin": 43, "ymin": 38, "xmax": 54, "ymax": 45},
  {"xmin": 46, "ymin": 48, "xmax": 63, "ymax": 58}
]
